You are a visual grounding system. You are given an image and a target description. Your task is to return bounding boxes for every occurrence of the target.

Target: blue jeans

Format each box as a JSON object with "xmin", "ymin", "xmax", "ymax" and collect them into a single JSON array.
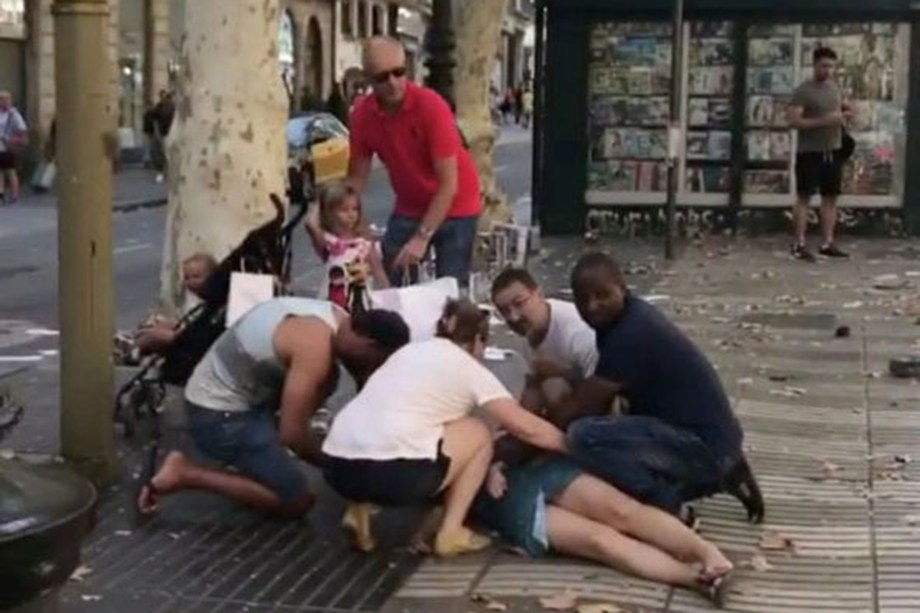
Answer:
[
  {"xmin": 567, "ymin": 415, "xmax": 729, "ymax": 514},
  {"xmin": 382, "ymin": 214, "xmax": 479, "ymax": 288},
  {"xmin": 186, "ymin": 402, "xmax": 309, "ymax": 503}
]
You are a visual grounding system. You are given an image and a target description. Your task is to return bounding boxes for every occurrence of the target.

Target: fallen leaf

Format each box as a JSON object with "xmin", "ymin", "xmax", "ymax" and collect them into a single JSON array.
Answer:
[
  {"xmin": 759, "ymin": 530, "xmax": 795, "ymax": 552},
  {"xmin": 471, "ymin": 593, "xmax": 507, "ymax": 611},
  {"xmin": 577, "ymin": 604, "xmax": 623, "ymax": 613},
  {"xmin": 539, "ymin": 590, "xmax": 579, "ymax": 611},
  {"xmin": 821, "ymin": 461, "xmax": 844, "ymax": 477},
  {"xmin": 69, "ymin": 565, "xmax": 93, "ymax": 582},
  {"xmin": 80, "ymin": 595, "xmax": 102, "ymax": 602},
  {"xmin": 749, "ymin": 554, "xmax": 774, "ymax": 572},
  {"xmin": 903, "ymin": 515, "xmax": 920, "ymax": 527}
]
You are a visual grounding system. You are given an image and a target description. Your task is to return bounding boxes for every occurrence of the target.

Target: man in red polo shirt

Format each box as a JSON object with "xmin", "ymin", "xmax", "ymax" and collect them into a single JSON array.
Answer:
[{"xmin": 347, "ymin": 36, "xmax": 481, "ymax": 287}]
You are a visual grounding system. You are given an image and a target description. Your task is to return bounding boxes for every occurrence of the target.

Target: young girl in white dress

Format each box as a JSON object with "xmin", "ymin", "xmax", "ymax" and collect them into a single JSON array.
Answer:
[{"xmin": 305, "ymin": 182, "xmax": 389, "ymax": 312}]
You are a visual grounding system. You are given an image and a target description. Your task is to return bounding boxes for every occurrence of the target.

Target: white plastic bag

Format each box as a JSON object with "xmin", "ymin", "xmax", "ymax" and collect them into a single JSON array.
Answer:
[
  {"xmin": 225, "ymin": 272, "xmax": 274, "ymax": 326},
  {"xmin": 369, "ymin": 276, "xmax": 460, "ymax": 341}
]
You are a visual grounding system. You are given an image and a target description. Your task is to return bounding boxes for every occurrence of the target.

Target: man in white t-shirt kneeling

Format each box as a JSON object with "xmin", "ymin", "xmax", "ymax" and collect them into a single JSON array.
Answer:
[{"xmin": 492, "ymin": 268, "xmax": 598, "ymax": 416}]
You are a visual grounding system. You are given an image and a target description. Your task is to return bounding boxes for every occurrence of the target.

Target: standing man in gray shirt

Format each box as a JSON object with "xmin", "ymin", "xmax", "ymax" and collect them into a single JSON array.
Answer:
[{"xmin": 787, "ymin": 46, "xmax": 852, "ymax": 261}]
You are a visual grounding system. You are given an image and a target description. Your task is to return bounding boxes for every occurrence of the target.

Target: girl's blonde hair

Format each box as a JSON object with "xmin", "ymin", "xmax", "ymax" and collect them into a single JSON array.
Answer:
[
  {"xmin": 436, "ymin": 299, "xmax": 490, "ymax": 346},
  {"xmin": 318, "ymin": 181, "xmax": 366, "ymax": 235}
]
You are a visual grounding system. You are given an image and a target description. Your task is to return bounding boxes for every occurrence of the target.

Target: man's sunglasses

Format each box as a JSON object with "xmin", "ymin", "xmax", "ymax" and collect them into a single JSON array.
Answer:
[{"xmin": 372, "ymin": 66, "xmax": 407, "ymax": 84}]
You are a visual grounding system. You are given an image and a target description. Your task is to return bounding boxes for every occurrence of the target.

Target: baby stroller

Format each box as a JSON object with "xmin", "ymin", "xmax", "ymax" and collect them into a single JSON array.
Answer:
[{"xmin": 113, "ymin": 193, "xmax": 308, "ymax": 449}]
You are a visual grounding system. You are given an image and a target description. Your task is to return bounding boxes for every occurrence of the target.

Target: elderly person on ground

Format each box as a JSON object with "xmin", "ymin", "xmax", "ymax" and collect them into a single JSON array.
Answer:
[{"xmin": 346, "ymin": 36, "xmax": 481, "ymax": 288}]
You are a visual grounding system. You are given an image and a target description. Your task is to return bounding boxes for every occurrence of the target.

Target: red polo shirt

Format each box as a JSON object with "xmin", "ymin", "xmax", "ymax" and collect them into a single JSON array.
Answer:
[{"xmin": 349, "ymin": 82, "xmax": 481, "ymax": 219}]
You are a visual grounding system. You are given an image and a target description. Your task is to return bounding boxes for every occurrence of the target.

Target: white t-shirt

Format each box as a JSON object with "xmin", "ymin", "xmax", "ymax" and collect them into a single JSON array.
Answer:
[
  {"xmin": 0, "ymin": 108, "xmax": 26, "ymax": 153},
  {"xmin": 323, "ymin": 337, "xmax": 512, "ymax": 461},
  {"xmin": 533, "ymin": 299, "xmax": 598, "ymax": 378}
]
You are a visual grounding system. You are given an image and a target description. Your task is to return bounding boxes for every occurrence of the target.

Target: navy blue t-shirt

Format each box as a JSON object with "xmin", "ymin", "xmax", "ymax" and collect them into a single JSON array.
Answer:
[{"xmin": 594, "ymin": 295, "xmax": 742, "ymax": 461}]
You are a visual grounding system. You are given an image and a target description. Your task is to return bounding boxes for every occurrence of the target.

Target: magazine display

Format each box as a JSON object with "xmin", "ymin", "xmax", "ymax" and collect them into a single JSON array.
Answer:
[
  {"xmin": 744, "ymin": 26, "xmax": 796, "ymax": 194},
  {"xmin": 686, "ymin": 21, "xmax": 734, "ymax": 194},
  {"xmin": 588, "ymin": 22, "xmax": 673, "ymax": 193},
  {"xmin": 801, "ymin": 23, "xmax": 903, "ymax": 196}
]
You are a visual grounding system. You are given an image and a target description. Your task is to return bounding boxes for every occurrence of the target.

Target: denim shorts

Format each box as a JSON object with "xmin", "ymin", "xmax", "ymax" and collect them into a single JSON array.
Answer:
[
  {"xmin": 473, "ymin": 457, "xmax": 582, "ymax": 557},
  {"xmin": 186, "ymin": 402, "xmax": 309, "ymax": 503}
]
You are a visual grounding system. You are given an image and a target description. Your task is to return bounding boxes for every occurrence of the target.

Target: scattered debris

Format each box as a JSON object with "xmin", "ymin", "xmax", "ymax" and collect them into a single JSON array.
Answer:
[
  {"xmin": 889, "ymin": 356, "xmax": 920, "ymax": 379},
  {"xmin": 737, "ymin": 377, "xmax": 754, "ymax": 386},
  {"xmin": 577, "ymin": 604, "xmax": 623, "ymax": 613},
  {"xmin": 539, "ymin": 590, "xmax": 579, "ymax": 611},
  {"xmin": 69, "ymin": 565, "xmax": 93, "ymax": 583},
  {"xmin": 759, "ymin": 531, "xmax": 795, "ymax": 552},
  {"xmin": 903, "ymin": 515, "xmax": 920, "ymax": 527},
  {"xmin": 80, "ymin": 595, "xmax": 102, "ymax": 602},
  {"xmin": 821, "ymin": 461, "xmax": 844, "ymax": 478},
  {"xmin": 834, "ymin": 325, "xmax": 851, "ymax": 338},
  {"xmin": 873, "ymin": 274, "xmax": 910, "ymax": 291},
  {"xmin": 0, "ymin": 449, "xmax": 14, "ymax": 460},
  {"xmin": 114, "ymin": 530, "xmax": 132, "ymax": 537},
  {"xmin": 472, "ymin": 593, "xmax": 507, "ymax": 611},
  {"xmin": 740, "ymin": 554, "xmax": 775, "ymax": 572},
  {"xmin": 770, "ymin": 386, "xmax": 807, "ymax": 398}
]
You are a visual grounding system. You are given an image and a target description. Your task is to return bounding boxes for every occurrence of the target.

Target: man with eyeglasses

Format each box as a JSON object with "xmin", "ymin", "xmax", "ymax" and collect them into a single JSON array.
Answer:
[
  {"xmin": 347, "ymin": 36, "xmax": 481, "ymax": 288},
  {"xmin": 491, "ymin": 267, "xmax": 598, "ymax": 417}
]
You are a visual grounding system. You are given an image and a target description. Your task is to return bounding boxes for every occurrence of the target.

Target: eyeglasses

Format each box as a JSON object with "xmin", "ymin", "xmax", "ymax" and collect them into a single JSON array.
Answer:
[{"xmin": 371, "ymin": 66, "xmax": 407, "ymax": 84}]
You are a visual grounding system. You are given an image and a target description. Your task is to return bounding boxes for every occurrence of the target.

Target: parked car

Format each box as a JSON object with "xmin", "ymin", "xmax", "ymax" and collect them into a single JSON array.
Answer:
[{"xmin": 286, "ymin": 112, "xmax": 349, "ymax": 205}]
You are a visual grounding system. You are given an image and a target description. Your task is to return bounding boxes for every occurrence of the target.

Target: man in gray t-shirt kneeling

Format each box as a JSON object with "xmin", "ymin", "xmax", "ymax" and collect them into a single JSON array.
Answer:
[{"xmin": 787, "ymin": 46, "xmax": 851, "ymax": 262}]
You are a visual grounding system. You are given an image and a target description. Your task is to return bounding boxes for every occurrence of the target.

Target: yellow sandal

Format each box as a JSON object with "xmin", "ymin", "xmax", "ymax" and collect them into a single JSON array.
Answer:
[
  {"xmin": 342, "ymin": 503, "xmax": 377, "ymax": 552},
  {"xmin": 433, "ymin": 528, "xmax": 491, "ymax": 558}
]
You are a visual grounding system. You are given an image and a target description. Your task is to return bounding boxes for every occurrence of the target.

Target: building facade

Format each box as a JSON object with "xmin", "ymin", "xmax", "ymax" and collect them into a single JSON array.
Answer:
[{"xmin": 0, "ymin": 0, "xmax": 531, "ymax": 168}]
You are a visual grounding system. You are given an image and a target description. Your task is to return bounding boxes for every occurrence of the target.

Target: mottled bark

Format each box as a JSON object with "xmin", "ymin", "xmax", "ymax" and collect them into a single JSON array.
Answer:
[
  {"xmin": 159, "ymin": 0, "xmax": 288, "ymax": 312},
  {"xmin": 453, "ymin": 0, "xmax": 509, "ymax": 228}
]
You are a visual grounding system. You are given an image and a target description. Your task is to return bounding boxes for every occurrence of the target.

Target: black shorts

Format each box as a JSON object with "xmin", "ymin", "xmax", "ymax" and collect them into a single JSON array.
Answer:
[
  {"xmin": 0, "ymin": 151, "xmax": 15, "ymax": 171},
  {"xmin": 323, "ymin": 441, "xmax": 451, "ymax": 507},
  {"xmin": 795, "ymin": 150, "xmax": 842, "ymax": 198}
]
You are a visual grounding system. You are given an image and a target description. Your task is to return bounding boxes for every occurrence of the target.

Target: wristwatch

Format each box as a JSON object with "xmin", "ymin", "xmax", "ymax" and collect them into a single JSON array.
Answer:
[{"xmin": 416, "ymin": 225, "xmax": 434, "ymax": 240}]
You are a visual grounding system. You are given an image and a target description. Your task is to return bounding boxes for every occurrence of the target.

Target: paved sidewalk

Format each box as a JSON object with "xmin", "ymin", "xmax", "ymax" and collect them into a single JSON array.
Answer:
[
  {"xmin": 385, "ymin": 236, "xmax": 920, "ymax": 613},
  {"xmin": 12, "ymin": 167, "xmax": 168, "ymax": 211},
  {"xmin": 5, "ymin": 235, "xmax": 920, "ymax": 612}
]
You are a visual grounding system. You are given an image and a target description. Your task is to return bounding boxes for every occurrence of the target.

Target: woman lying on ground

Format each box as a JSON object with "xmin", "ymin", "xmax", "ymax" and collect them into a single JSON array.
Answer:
[
  {"xmin": 321, "ymin": 299, "xmax": 568, "ymax": 557},
  {"xmin": 470, "ymin": 444, "xmax": 735, "ymax": 607}
]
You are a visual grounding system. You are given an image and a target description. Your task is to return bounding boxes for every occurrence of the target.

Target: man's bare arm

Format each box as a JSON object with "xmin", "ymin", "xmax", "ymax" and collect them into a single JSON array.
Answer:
[
  {"xmin": 419, "ymin": 155, "xmax": 458, "ymax": 234},
  {"xmin": 275, "ymin": 318, "xmax": 334, "ymax": 466},
  {"xmin": 346, "ymin": 153, "xmax": 373, "ymax": 196},
  {"xmin": 787, "ymin": 105, "xmax": 842, "ymax": 130}
]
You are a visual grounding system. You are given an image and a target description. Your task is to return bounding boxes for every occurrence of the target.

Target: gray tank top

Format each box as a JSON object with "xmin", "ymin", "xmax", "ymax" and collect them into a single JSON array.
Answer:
[{"xmin": 185, "ymin": 298, "xmax": 340, "ymax": 412}]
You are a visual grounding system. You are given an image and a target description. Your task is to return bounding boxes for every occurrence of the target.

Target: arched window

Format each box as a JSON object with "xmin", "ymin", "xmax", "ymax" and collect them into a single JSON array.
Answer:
[
  {"xmin": 278, "ymin": 10, "xmax": 296, "ymax": 97},
  {"xmin": 371, "ymin": 4, "xmax": 383, "ymax": 36},
  {"xmin": 358, "ymin": 1, "xmax": 368, "ymax": 38}
]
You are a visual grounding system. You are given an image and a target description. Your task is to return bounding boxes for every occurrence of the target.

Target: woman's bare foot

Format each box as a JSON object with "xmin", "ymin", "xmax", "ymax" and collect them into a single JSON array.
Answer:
[
  {"xmin": 699, "ymin": 543, "xmax": 733, "ymax": 584},
  {"xmin": 136, "ymin": 451, "xmax": 188, "ymax": 515}
]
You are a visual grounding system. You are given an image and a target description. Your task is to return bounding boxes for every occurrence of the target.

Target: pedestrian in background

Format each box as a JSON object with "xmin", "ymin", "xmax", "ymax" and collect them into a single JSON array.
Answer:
[
  {"xmin": 787, "ymin": 46, "xmax": 852, "ymax": 261},
  {"xmin": 0, "ymin": 91, "xmax": 28, "ymax": 204}
]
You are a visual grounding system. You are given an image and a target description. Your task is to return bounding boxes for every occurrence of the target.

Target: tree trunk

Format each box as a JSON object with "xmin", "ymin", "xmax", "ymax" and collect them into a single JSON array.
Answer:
[
  {"xmin": 453, "ymin": 0, "xmax": 509, "ymax": 229},
  {"xmin": 158, "ymin": 0, "xmax": 288, "ymax": 312}
]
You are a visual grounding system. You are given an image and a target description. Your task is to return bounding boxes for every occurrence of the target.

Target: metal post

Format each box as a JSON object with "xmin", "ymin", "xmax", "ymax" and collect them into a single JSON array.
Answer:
[
  {"xmin": 424, "ymin": 0, "xmax": 456, "ymax": 111},
  {"xmin": 53, "ymin": 0, "xmax": 118, "ymax": 483},
  {"xmin": 664, "ymin": 0, "xmax": 684, "ymax": 260},
  {"xmin": 530, "ymin": 3, "xmax": 545, "ymax": 227}
]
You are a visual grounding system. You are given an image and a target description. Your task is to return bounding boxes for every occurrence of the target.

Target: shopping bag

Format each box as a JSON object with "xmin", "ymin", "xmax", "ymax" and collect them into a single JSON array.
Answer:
[
  {"xmin": 31, "ymin": 161, "xmax": 56, "ymax": 192},
  {"xmin": 225, "ymin": 271, "xmax": 275, "ymax": 326},
  {"xmin": 369, "ymin": 276, "xmax": 460, "ymax": 341}
]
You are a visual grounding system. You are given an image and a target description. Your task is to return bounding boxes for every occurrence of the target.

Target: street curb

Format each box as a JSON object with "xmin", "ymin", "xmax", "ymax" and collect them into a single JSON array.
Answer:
[{"xmin": 112, "ymin": 197, "xmax": 167, "ymax": 213}]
